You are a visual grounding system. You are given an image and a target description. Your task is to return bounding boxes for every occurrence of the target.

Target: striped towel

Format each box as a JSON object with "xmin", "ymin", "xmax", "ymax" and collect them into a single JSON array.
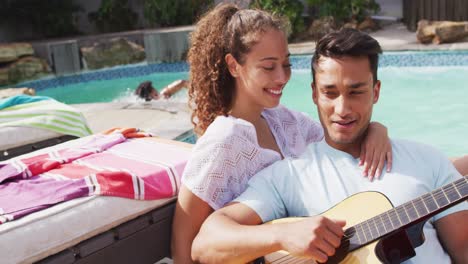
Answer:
[
  {"xmin": 0, "ymin": 132, "xmax": 191, "ymax": 224},
  {"xmin": 0, "ymin": 97, "xmax": 92, "ymax": 137},
  {"xmin": 0, "ymin": 95, "xmax": 51, "ymax": 110}
]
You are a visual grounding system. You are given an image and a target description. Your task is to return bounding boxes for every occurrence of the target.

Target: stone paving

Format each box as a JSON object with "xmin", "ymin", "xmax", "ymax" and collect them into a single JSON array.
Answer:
[
  {"xmin": 289, "ymin": 22, "xmax": 468, "ymax": 54},
  {"xmin": 72, "ymin": 100, "xmax": 192, "ymax": 140}
]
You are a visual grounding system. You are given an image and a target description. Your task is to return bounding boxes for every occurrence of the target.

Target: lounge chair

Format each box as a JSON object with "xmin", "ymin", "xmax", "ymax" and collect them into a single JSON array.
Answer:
[
  {"xmin": 0, "ymin": 95, "xmax": 91, "ymax": 161},
  {"xmin": 0, "ymin": 133, "xmax": 193, "ymax": 264}
]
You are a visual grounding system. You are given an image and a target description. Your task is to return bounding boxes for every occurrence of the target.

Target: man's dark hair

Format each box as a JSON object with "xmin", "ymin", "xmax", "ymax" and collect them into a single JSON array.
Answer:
[
  {"xmin": 311, "ymin": 28, "xmax": 382, "ymax": 84},
  {"xmin": 135, "ymin": 81, "xmax": 156, "ymax": 101}
]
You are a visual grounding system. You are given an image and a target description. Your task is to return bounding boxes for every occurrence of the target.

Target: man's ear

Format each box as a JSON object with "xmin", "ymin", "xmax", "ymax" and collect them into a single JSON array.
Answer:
[
  {"xmin": 373, "ymin": 80, "xmax": 381, "ymax": 104},
  {"xmin": 312, "ymin": 82, "xmax": 318, "ymax": 105},
  {"xmin": 225, "ymin": 53, "xmax": 239, "ymax": 77}
]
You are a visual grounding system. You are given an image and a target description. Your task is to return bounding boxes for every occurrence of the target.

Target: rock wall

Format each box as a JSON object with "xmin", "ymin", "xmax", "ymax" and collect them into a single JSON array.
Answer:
[
  {"xmin": 0, "ymin": 28, "xmax": 190, "ymax": 85},
  {"xmin": 0, "ymin": 43, "xmax": 50, "ymax": 86},
  {"xmin": 417, "ymin": 20, "xmax": 468, "ymax": 44},
  {"xmin": 80, "ymin": 38, "xmax": 145, "ymax": 69}
]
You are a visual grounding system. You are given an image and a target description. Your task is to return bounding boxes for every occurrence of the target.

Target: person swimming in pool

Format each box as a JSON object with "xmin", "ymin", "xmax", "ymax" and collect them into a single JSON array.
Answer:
[{"xmin": 134, "ymin": 79, "xmax": 189, "ymax": 101}]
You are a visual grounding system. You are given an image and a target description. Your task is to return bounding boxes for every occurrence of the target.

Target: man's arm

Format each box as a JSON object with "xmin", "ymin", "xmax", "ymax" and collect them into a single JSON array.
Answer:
[
  {"xmin": 435, "ymin": 210, "xmax": 468, "ymax": 263},
  {"xmin": 192, "ymin": 202, "xmax": 346, "ymax": 264},
  {"xmin": 160, "ymin": 79, "xmax": 189, "ymax": 98}
]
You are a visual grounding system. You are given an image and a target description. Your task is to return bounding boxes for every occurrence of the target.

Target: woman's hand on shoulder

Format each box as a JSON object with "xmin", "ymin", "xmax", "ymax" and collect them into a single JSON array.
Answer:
[{"xmin": 360, "ymin": 122, "xmax": 393, "ymax": 181}]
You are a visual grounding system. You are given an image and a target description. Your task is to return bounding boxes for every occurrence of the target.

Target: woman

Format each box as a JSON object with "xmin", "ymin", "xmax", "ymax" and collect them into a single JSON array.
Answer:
[
  {"xmin": 452, "ymin": 155, "xmax": 468, "ymax": 176},
  {"xmin": 171, "ymin": 4, "xmax": 393, "ymax": 263}
]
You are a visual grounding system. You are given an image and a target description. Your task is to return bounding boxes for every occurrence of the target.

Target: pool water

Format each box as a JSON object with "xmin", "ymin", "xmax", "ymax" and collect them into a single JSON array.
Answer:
[
  {"xmin": 37, "ymin": 72, "xmax": 189, "ymax": 104},
  {"xmin": 283, "ymin": 67, "xmax": 468, "ymax": 157},
  {"xmin": 36, "ymin": 65, "xmax": 467, "ymax": 157}
]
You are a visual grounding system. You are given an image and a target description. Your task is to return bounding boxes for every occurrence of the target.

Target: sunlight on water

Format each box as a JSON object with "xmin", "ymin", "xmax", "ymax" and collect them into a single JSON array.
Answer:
[{"xmin": 282, "ymin": 67, "xmax": 468, "ymax": 157}]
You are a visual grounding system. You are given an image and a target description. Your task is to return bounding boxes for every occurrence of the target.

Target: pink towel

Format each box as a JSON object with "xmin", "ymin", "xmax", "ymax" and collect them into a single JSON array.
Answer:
[{"xmin": 0, "ymin": 133, "xmax": 191, "ymax": 224}]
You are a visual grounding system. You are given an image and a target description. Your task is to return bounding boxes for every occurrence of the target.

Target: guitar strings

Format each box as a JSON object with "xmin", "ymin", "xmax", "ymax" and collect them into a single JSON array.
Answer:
[
  {"xmin": 331, "ymin": 178, "xmax": 467, "ymax": 245},
  {"xmin": 263, "ymin": 178, "xmax": 467, "ymax": 263},
  {"xmin": 356, "ymin": 184, "xmax": 464, "ymax": 236},
  {"xmin": 344, "ymin": 181, "xmax": 466, "ymax": 241}
]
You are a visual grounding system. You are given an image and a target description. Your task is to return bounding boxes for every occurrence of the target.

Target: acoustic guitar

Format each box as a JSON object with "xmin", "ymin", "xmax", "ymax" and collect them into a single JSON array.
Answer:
[{"xmin": 257, "ymin": 176, "xmax": 467, "ymax": 264}]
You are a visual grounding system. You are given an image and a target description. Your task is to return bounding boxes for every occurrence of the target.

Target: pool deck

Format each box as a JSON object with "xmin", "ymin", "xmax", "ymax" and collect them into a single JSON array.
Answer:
[
  {"xmin": 289, "ymin": 22, "xmax": 468, "ymax": 54},
  {"xmin": 75, "ymin": 22, "xmax": 468, "ymax": 140},
  {"xmin": 72, "ymin": 100, "xmax": 192, "ymax": 140}
]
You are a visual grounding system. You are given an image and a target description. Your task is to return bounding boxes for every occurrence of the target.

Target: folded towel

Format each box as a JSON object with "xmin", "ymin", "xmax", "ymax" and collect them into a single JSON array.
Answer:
[
  {"xmin": 0, "ymin": 97, "xmax": 92, "ymax": 137},
  {"xmin": 103, "ymin": 127, "xmax": 155, "ymax": 138},
  {"xmin": 0, "ymin": 95, "xmax": 51, "ymax": 110}
]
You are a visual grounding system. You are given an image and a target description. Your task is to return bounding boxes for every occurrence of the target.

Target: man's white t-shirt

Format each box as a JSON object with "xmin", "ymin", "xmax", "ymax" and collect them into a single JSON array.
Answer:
[{"xmin": 235, "ymin": 139, "xmax": 467, "ymax": 264}]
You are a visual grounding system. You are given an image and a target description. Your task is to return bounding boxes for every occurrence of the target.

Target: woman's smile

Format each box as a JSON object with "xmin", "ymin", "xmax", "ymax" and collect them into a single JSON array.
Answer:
[{"xmin": 265, "ymin": 87, "xmax": 283, "ymax": 96}]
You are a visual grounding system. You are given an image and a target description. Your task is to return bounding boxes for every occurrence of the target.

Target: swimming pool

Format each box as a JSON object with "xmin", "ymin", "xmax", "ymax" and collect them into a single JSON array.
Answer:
[
  {"xmin": 19, "ymin": 51, "xmax": 468, "ymax": 157},
  {"xmin": 285, "ymin": 67, "xmax": 468, "ymax": 158}
]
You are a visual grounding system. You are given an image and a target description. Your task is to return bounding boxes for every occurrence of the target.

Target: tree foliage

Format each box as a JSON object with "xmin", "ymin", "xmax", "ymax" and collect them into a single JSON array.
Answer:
[
  {"xmin": 143, "ymin": 0, "xmax": 213, "ymax": 27},
  {"xmin": 250, "ymin": 0, "xmax": 305, "ymax": 38},
  {"xmin": 88, "ymin": 0, "xmax": 138, "ymax": 33},
  {"xmin": 0, "ymin": 0, "xmax": 82, "ymax": 39},
  {"xmin": 308, "ymin": 0, "xmax": 380, "ymax": 23}
]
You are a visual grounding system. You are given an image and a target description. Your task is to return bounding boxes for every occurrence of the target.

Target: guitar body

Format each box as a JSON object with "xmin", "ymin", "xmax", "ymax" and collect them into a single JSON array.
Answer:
[
  {"xmin": 263, "ymin": 191, "xmax": 395, "ymax": 264},
  {"xmin": 255, "ymin": 176, "xmax": 468, "ymax": 264}
]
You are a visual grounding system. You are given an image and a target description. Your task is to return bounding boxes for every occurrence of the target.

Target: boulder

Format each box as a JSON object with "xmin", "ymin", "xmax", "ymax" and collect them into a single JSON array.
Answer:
[
  {"xmin": 307, "ymin": 16, "xmax": 337, "ymax": 40},
  {"xmin": 358, "ymin": 17, "xmax": 378, "ymax": 32},
  {"xmin": 417, "ymin": 20, "xmax": 468, "ymax": 44},
  {"xmin": 343, "ymin": 19, "xmax": 358, "ymax": 29},
  {"xmin": 0, "ymin": 43, "xmax": 34, "ymax": 63},
  {"xmin": 81, "ymin": 38, "xmax": 146, "ymax": 70},
  {"xmin": 0, "ymin": 87, "xmax": 36, "ymax": 99},
  {"xmin": 0, "ymin": 56, "xmax": 50, "ymax": 86}
]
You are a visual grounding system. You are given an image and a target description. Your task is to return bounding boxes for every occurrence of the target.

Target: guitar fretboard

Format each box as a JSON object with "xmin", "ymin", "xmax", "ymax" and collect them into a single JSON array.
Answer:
[{"xmin": 345, "ymin": 176, "xmax": 467, "ymax": 251}]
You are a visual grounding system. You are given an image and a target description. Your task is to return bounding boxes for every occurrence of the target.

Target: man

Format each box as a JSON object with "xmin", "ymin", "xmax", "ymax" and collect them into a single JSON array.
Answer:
[
  {"xmin": 191, "ymin": 28, "xmax": 467, "ymax": 264},
  {"xmin": 134, "ymin": 79, "xmax": 188, "ymax": 101}
]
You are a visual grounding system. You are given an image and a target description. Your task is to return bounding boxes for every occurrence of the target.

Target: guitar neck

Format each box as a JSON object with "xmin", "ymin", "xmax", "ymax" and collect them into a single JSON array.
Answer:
[{"xmin": 345, "ymin": 176, "xmax": 468, "ymax": 251}]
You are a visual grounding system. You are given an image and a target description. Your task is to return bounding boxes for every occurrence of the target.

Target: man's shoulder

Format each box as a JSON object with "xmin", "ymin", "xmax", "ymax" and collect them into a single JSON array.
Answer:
[
  {"xmin": 390, "ymin": 138, "xmax": 450, "ymax": 171},
  {"xmin": 391, "ymin": 138, "xmax": 444, "ymax": 157}
]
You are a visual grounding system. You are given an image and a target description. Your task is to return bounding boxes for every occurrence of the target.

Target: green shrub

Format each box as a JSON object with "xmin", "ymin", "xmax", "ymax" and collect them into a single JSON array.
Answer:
[
  {"xmin": 308, "ymin": 0, "xmax": 380, "ymax": 24},
  {"xmin": 0, "ymin": 0, "xmax": 82, "ymax": 38},
  {"xmin": 143, "ymin": 0, "xmax": 213, "ymax": 27},
  {"xmin": 250, "ymin": 0, "xmax": 305, "ymax": 38},
  {"xmin": 88, "ymin": 0, "xmax": 138, "ymax": 33}
]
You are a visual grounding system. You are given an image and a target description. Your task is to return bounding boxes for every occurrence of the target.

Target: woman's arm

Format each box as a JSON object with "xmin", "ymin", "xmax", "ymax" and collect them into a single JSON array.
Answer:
[
  {"xmin": 361, "ymin": 122, "xmax": 393, "ymax": 181},
  {"xmin": 434, "ymin": 211, "xmax": 468, "ymax": 264},
  {"xmin": 171, "ymin": 184, "xmax": 214, "ymax": 263},
  {"xmin": 450, "ymin": 155, "xmax": 468, "ymax": 176}
]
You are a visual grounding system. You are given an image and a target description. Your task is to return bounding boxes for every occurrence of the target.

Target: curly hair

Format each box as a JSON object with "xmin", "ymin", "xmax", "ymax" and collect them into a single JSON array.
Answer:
[{"xmin": 187, "ymin": 3, "xmax": 289, "ymax": 135}]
